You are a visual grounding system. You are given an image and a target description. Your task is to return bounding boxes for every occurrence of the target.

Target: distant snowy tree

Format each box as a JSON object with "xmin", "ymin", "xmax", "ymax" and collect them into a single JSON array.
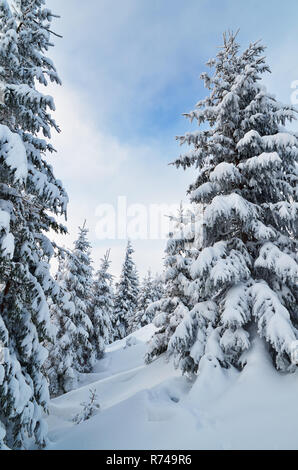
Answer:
[
  {"xmin": 130, "ymin": 271, "xmax": 164, "ymax": 332},
  {"xmin": 0, "ymin": 0, "xmax": 68, "ymax": 449},
  {"xmin": 170, "ymin": 32, "xmax": 298, "ymax": 375},
  {"xmin": 113, "ymin": 241, "xmax": 139, "ymax": 339},
  {"xmin": 45, "ymin": 251, "xmax": 78, "ymax": 397},
  {"xmin": 60, "ymin": 224, "xmax": 95, "ymax": 374},
  {"xmin": 89, "ymin": 250, "xmax": 114, "ymax": 358},
  {"xmin": 152, "ymin": 274, "xmax": 165, "ymax": 303},
  {"xmin": 145, "ymin": 206, "xmax": 195, "ymax": 365}
]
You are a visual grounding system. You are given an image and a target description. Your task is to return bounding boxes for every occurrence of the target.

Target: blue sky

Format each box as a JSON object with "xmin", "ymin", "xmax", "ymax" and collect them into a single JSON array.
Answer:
[{"xmin": 46, "ymin": 0, "xmax": 298, "ymax": 278}]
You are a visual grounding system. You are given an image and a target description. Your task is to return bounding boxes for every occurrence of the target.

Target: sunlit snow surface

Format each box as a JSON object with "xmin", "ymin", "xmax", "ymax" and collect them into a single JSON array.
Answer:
[{"xmin": 46, "ymin": 325, "xmax": 298, "ymax": 450}]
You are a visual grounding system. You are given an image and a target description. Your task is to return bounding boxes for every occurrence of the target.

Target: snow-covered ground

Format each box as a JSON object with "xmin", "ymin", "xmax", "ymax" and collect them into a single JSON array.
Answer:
[{"xmin": 46, "ymin": 324, "xmax": 298, "ymax": 450}]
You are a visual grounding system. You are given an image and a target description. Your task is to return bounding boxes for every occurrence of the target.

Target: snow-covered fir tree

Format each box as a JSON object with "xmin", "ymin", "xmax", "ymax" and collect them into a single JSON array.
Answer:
[
  {"xmin": 72, "ymin": 387, "xmax": 100, "ymax": 425},
  {"xmin": 168, "ymin": 32, "xmax": 298, "ymax": 376},
  {"xmin": 59, "ymin": 224, "xmax": 95, "ymax": 374},
  {"xmin": 0, "ymin": 0, "xmax": 68, "ymax": 449},
  {"xmin": 145, "ymin": 206, "xmax": 196, "ymax": 365},
  {"xmin": 113, "ymin": 240, "xmax": 139, "ymax": 339},
  {"xmin": 152, "ymin": 274, "xmax": 165, "ymax": 303},
  {"xmin": 130, "ymin": 271, "xmax": 164, "ymax": 332},
  {"xmin": 89, "ymin": 250, "xmax": 114, "ymax": 358},
  {"xmin": 45, "ymin": 250, "xmax": 78, "ymax": 397}
]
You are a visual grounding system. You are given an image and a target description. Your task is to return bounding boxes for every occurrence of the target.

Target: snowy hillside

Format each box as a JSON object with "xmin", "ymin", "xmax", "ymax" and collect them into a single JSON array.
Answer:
[{"xmin": 46, "ymin": 325, "xmax": 298, "ymax": 450}]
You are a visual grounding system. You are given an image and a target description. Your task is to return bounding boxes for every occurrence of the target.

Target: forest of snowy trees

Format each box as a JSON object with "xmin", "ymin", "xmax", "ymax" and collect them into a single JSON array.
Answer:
[{"xmin": 0, "ymin": 0, "xmax": 297, "ymax": 452}]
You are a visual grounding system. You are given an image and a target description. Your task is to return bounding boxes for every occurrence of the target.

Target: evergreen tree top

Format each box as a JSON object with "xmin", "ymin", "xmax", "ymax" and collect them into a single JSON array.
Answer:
[
  {"xmin": 173, "ymin": 31, "xmax": 297, "ymax": 173},
  {"xmin": 95, "ymin": 249, "xmax": 113, "ymax": 284},
  {"xmin": 118, "ymin": 240, "xmax": 138, "ymax": 284},
  {"xmin": 74, "ymin": 222, "xmax": 92, "ymax": 254}
]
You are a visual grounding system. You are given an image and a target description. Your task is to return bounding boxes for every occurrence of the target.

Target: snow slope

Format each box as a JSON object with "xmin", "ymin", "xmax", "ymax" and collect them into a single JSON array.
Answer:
[{"xmin": 46, "ymin": 325, "xmax": 298, "ymax": 450}]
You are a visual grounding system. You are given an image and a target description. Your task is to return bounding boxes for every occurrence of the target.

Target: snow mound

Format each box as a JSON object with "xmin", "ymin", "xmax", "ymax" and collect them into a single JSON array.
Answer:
[{"xmin": 46, "ymin": 325, "xmax": 298, "ymax": 450}]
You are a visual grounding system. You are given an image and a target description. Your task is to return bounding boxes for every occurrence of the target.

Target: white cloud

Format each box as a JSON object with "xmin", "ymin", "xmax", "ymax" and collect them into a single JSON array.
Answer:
[
  {"xmin": 49, "ymin": 85, "xmax": 129, "ymax": 182},
  {"xmin": 48, "ymin": 83, "xmax": 190, "ymax": 278}
]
